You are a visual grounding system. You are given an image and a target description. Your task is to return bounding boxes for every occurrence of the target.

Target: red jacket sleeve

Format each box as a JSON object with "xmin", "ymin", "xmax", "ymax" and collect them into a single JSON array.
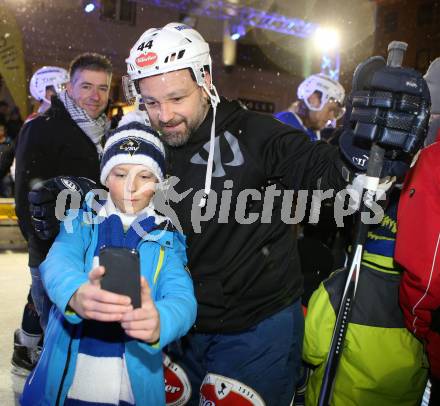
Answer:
[{"xmin": 395, "ymin": 142, "xmax": 440, "ymax": 378}]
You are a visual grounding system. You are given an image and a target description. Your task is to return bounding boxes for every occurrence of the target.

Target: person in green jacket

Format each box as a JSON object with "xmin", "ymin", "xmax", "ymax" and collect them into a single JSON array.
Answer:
[{"xmin": 303, "ymin": 188, "xmax": 428, "ymax": 405}]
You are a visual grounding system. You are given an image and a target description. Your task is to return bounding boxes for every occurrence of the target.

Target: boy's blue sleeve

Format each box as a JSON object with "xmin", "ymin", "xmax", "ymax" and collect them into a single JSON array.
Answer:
[
  {"xmin": 139, "ymin": 232, "xmax": 196, "ymax": 353},
  {"xmin": 40, "ymin": 210, "xmax": 90, "ymax": 324},
  {"xmin": 156, "ymin": 247, "xmax": 197, "ymax": 348}
]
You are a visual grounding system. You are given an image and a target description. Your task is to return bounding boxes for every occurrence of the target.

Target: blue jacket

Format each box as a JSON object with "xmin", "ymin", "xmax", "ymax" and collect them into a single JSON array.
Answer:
[
  {"xmin": 274, "ymin": 110, "xmax": 320, "ymax": 142},
  {"xmin": 21, "ymin": 199, "xmax": 197, "ymax": 406}
]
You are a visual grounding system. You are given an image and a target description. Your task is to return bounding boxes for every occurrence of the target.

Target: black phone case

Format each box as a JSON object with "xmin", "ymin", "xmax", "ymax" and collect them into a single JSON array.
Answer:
[{"xmin": 99, "ymin": 247, "xmax": 141, "ymax": 308}]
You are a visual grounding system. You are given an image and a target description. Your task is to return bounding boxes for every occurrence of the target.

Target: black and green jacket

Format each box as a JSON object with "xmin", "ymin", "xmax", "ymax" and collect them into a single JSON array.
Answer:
[{"xmin": 303, "ymin": 189, "xmax": 428, "ymax": 405}]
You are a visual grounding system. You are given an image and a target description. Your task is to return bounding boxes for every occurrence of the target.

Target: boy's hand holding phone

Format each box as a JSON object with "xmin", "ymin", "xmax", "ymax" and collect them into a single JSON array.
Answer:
[
  {"xmin": 121, "ymin": 277, "xmax": 160, "ymax": 344},
  {"xmin": 69, "ymin": 266, "xmax": 133, "ymax": 322}
]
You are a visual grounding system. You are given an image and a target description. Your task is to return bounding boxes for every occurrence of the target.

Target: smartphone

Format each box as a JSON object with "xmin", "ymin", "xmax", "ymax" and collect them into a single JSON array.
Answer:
[{"xmin": 99, "ymin": 247, "xmax": 141, "ymax": 308}]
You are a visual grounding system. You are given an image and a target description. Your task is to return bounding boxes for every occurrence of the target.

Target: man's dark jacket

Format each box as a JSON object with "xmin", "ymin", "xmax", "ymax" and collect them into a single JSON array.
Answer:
[
  {"xmin": 14, "ymin": 97, "xmax": 101, "ymax": 267},
  {"xmin": 0, "ymin": 140, "xmax": 15, "ymax": 179},
  {"xmin": 166, "ymin": 98, "xmax": 351, "ymax": 333}
]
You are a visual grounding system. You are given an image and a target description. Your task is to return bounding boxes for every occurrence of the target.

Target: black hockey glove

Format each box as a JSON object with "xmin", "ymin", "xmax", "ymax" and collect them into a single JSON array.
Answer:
[
  {"xmin": 339, "ymin": 56, "xmax": 431, "ymax": 177},
  {"xmin": 28, "ymin": 176, "xmax": 97, "ymax": 240}
]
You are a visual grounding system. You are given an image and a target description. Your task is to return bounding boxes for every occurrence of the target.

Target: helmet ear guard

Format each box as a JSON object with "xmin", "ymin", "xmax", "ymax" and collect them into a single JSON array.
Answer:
[{"xmin": 122, "ymin": 74, "xmax": 139, "ymax": 106}]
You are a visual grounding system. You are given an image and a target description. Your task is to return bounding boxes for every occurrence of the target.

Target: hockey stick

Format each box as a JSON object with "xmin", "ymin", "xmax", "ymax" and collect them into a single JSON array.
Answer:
[{"xmin": 316, "ymin": 40, "xmax": 408, "ymax": 406}]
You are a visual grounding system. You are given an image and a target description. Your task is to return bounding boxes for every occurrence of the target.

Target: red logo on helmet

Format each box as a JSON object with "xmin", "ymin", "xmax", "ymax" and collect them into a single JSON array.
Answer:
[
  {"xmin": 135, "ymin": 52, "xmax": 157, "ymax": 67},
  {"xmin": 163, "ymin": 354, "xmax": 191, "ymax": 406},
  {"xmin": 200, "ymin": 373, "xmax": 265, "ymax": 406}
]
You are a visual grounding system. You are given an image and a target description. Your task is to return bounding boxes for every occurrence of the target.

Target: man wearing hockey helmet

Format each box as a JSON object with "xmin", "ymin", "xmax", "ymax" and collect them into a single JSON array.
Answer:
[
  {"xmin": 275, "ymin": 74, "xmax": 345, "ymax": 141},
  {"xmin": 125, "ymin": 22, "xmax": 354, "ymax": 405},
  {"xmin": 29, "ymin": 66, "xmax": 70, "ymax": 116}
]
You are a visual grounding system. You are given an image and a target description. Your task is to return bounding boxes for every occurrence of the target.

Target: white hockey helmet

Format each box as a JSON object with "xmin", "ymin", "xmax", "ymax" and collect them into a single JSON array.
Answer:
[
  {"xmin": 29, "ymin": 66, "xmax": 69, "ymax": 104},
  {"xmin": 125, "ymin": 22, "xmax": 219, "ymax": 105},
  {"xmin": 297, "ymin": 73, "xmax": 345, "ymax": 112},
  {"xmin": 125, "ymin": 22, "xmax": 220, "ymax": 208}
]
